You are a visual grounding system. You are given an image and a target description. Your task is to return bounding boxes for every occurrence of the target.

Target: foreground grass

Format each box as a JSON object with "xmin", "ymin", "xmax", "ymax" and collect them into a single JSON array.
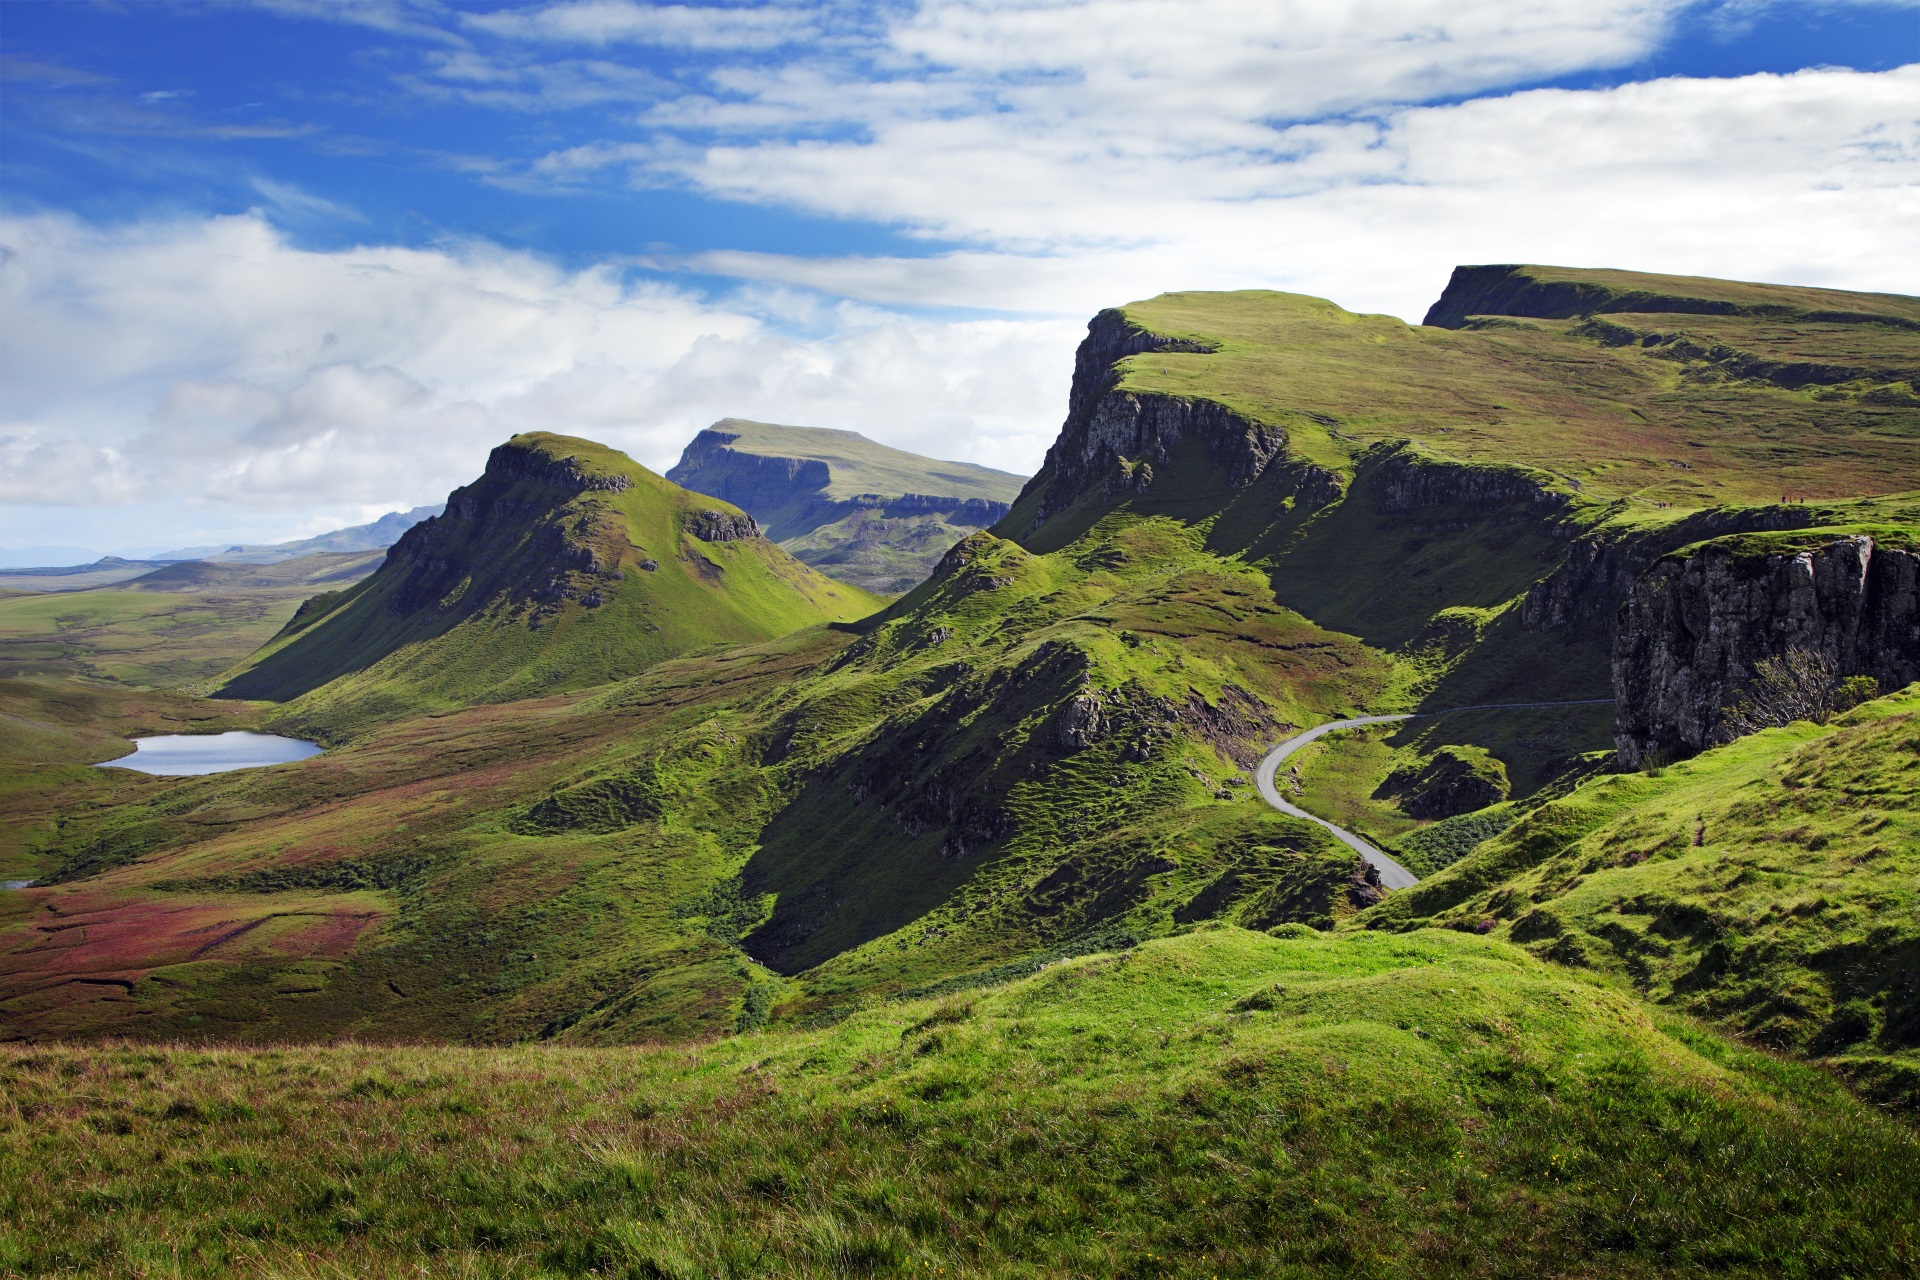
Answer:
[
  {"xmin": 1362, "ymin": 686, "xmax": 1920, "ymax": 1103},
  {"xmin": 4, "ymin": 928, "xmax": 1916, "ymax": 1278}
]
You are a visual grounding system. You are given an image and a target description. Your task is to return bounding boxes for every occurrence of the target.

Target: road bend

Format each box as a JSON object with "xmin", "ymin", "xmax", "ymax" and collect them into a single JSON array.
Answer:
[{"xmin": 1251, "ymin": 699, "xmax": 1616, "ymax": 891}]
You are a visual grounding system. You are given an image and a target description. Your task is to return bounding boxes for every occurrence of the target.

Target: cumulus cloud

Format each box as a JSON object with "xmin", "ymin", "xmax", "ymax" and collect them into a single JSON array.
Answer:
[
  {"xmin": 0, "ymin": 212, "xmax": 1073, "ymax": 524},
  {"xmin": 8, "ymin": 1, "xmax": 1917, "ymax": 551},
  {"xmin": 666, "ymin": 65, "xmax": 1920, "ymax": 322}
]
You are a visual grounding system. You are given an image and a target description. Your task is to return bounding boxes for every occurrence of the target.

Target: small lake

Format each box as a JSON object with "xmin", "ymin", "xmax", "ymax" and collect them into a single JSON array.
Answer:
[
  {"xmin": 1, "ymin": 880, "xmax": 33, "ymax": 890},
  {"xmin": 97, "ymin": 731, "xmax": 324, "ymax": 777}
]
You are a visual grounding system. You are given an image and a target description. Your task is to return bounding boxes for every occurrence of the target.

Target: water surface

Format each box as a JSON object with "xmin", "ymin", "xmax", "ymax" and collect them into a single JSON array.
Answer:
[{"xmin": 97, "ymin": 731, "xmax": 323, "ymax": 776}]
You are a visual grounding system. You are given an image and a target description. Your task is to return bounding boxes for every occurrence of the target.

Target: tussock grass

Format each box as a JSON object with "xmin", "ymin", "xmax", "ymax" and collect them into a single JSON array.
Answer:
[{"xmin": 4, "ymin": 928, "xmax": 1916, "ymax": 1277}]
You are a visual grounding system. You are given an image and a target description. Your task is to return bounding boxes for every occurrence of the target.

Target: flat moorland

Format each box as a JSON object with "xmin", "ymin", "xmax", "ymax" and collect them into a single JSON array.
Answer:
[{"xmin": 0, "ymin": 552, "xmax": 382, "ymax": 688}]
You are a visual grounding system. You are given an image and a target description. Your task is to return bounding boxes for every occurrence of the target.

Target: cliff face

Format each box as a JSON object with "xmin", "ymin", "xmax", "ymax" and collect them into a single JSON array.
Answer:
[
  {"xmin": 669, "ymin": 429, "xmax": 832, "ymax": 515},
  {"xmin": 1612, "ymin": 535, "xmax": 1920, "ymax": 765},
  {"xmin": 1022, "ymin": 309, "xmax": 1283, "ymax": 527},
  {"xmin": 1521, "ymin": 506, "xmax": 1817, "ymax": 641},
  {"xmin": 665, "ymin": 421, "xmax": 1025, "ymax": 593}
]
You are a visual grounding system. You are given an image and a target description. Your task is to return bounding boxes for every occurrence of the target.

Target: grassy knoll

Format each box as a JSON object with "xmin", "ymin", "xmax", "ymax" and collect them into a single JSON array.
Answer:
[
  {"xmin": 1361, "ymin": 685, "xmax": 1920, "ymax": 1103},
  {"xmin": 0, "ymin": 552, "xmax": 382, "ymax": 689},
  {"xmin": 5, "ymin": 927, "xmax": 1917, "ymax": 1278},
  {"xmin": 216, "ymin": 434, "xmax": 883, "ymax": 726}
]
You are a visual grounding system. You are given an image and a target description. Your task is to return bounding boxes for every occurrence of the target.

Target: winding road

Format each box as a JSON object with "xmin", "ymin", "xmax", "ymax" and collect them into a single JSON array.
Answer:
[{"xmin": 1251, "ymin": 700, "xmax": 1616, "ymax": 890}]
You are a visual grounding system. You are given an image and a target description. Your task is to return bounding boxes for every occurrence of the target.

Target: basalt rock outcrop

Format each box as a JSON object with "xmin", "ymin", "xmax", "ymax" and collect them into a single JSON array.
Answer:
[
  {"xmin": 1020, "ymin": 310, "xmax": 1283, "ymax": 528},
  {"xmin": 1612, "ymin": 534, "xmax": 1920, "ymax": 765},
  {"xmin": 667, "ymin": 420, "xmax": 1024, "ymax": 592},
  {"xmin": 1521, "ymin": 505, "xmax": 1819, "ymax": 641}
]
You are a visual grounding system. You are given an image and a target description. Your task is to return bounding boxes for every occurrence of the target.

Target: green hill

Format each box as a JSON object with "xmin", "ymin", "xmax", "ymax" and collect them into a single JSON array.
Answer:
[
  {"xmin": 214, "ymin": 433, "xmax": 883, "ymax": 723},
  {"xmin": 668, "ymin": 419, "xmax": 1027, "ymax": 593},
  {"xmin": 4, "ymin": 268, "xmax": 1917, "ymax": 1078},
  {"xmin": 7, "ymin": 926, "xmax": 1918, "ymax": 1277}
]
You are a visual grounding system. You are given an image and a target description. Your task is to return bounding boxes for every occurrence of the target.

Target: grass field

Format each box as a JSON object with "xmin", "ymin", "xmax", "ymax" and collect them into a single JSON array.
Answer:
[
  {"xmin": 0, "ymin": 553, "xmax": 382, "ymax": 689},
  {"xmin": 5, "ymin": 926, "xmax": 1917, "ymax": 1278}
]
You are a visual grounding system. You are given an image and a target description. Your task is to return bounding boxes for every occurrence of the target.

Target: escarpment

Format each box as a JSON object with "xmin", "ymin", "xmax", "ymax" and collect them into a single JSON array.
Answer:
[
  {"xmin": 1612, "ymin": 534, "xmax": 1920, "ymax": 765},
  {"xmin": 1017, "ymin": 311, "xmax": 1281, "ymax": 528},
  {"xmin": 667, "ymin": 418, "xmax": 1025, "ymax": 592}
]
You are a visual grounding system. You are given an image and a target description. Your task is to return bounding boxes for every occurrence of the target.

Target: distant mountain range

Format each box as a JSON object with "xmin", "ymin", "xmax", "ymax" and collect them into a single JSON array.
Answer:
[
  {"xmin": 152, "ymin": 504, "xmax": 445, "ymax": 564},
  {"xmin": 667, "ymin": 418, "xmax": 1027, "ymax": 593}
]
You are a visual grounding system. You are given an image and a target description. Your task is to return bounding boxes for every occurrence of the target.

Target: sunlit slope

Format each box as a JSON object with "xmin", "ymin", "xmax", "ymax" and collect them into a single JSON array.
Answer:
[
  {"xmin": 0, "ymin": 515, "xmax": 1397, "ymax": 1044},
  {"xmin": 215, "ymin": 433, "xmax": 882, "ymax": 716},
  {"xmin": 5, "ymin": 927, "xmax": 1917, "ymax": 1277},
  {"xmin": 1107, "ymin": 271, "xmax": 1919, "ymax": 507},
  {"xmin": 668, "ymin": 419, "xmax": 1029, "ymax": 592},
  {"xmin": 1361, "ymin": 684, "xmax": 1920, "ymax": 1106}
]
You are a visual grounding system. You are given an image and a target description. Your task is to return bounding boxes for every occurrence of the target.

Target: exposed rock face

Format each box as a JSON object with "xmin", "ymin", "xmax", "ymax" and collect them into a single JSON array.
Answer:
[
  {"xmin": 1612, "ymin": 535, "xmax": 1920, "ymax": 765},
  {"xmin": 482, "ymin": 439, "xmax": 634, "ymax": 494},
  {"xmin": 1381, "ymin": 746, "xmax": 1511, "ymax": 819},
  {"xmin": 669, "ymin": 429, "xmax": 832, "ymax": 512},
  {"xmin": 1522, "ymin": 506, "xmax": 1817, "ymax": 641},
  {"xmin": 684, "ymin": 510, "xmax": 762, "ymax": 542},
  {"xmin": 1023, "ymin": 309, "xmax": 1283, "ymax": 526},
  {"xmin": 1375, "ymin": 448, "xmax": 1571, "ymax": 517},
  {"xmin": 382, "ymin": 444, "xmax": 634, "ymax": 619}
]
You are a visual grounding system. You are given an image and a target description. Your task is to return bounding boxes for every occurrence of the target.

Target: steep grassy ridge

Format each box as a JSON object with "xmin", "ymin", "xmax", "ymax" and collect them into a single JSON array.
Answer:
[
  {"xmin": 1360, "ymin": 685, "xmax": 1920, "ymax": 1105},
  {"xmin": 12, "ymin": 270, "xmax": 1918, "ymax": 1048},
  {"xmin": 217, "ymin": 433, "xmax": 881, "ymax": 724},
  {"xmin": 6, "ymin": 927, "xmax": 1917, "ymax": 1278},
  {"xmin": 668, "ymin": 419, "xmax": 1028, "ymax": 593}
]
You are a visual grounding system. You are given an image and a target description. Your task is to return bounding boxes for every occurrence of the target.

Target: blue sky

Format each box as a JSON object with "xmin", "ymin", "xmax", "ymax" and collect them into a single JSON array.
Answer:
[{"xmin": 2, "ymin": 0, "xmax": 1917, "ymax": 559}]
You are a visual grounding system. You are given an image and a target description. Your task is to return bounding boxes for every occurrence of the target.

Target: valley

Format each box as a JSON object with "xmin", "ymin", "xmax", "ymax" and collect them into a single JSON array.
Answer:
[{"xmin": 4, "ymin": 264, "xmax": 1919, "ymax": 1275}]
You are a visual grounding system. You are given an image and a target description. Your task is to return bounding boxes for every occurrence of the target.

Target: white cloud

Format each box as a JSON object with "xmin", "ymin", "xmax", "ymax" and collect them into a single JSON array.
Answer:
[
  {"xmin": 464, "ymin": 1, "xmax": 820, "ymax": 50},
  {"xmin": 663, "ymin": 65, "xmax": 1920, "ymax": 322},
  {"xmin": 0, "ymin": 213, "xmax": 1070, "ymax": 540}
]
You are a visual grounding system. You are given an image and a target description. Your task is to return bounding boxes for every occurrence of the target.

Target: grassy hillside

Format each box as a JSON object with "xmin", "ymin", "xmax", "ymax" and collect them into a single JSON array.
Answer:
[
  {"xmin": 1360, "ymin": 685, "xmax": 1920, "ymax": 1105},
  {"xmin": 215, "ymin": 433, "xmax": 882, "ymax": 726},
  {"xmin": 0, "ymin": 552, "xmax": 382, "ymax": 688},
  {"xmin": 6, "ymin": 926, "xmax": 1918, "ymax": 1278},
  {"xmin": 0, "ymin": 513, "xmax": 1394, "ymax": 1043},
  {"xmin": 1100, "ymin": 282, "xmax": 1919, "ymax": 508},
  {"xmin": 8, "ymin": 270, "xmax": 1918, "ymax": 1054},
  {"xmin": 669, "ymin": 420, "xmax": 1029, "ymax": 593},
  {"xmin": 0, "ymin": 680, "xmax": 264, "ymax": 882}
]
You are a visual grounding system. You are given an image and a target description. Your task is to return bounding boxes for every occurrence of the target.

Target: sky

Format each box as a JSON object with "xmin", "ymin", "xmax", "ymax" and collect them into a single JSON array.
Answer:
[{"xmin": 1, "ymin": 0, "xmax": 1917, "ymax": 559}]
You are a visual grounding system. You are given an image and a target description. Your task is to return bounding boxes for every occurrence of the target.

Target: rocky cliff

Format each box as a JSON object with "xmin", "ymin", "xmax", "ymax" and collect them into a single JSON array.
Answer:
[
  {"xmin": 666, "ymin": 420, "xmax": 1025, "ymax": 593},
  {"xmin": 1019, "ymin": 309, "xmax": 1283, "ymax": 528},
  {"xmin": 1612, "ymin": 534, "xmax": 1920, "ymax": 765}
]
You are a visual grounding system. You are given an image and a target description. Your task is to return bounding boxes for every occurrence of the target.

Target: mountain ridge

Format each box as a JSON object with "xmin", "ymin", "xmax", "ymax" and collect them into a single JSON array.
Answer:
[{"xmin": 668, "ymin": 418, "xmax": 1026, "ymax": 592}]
